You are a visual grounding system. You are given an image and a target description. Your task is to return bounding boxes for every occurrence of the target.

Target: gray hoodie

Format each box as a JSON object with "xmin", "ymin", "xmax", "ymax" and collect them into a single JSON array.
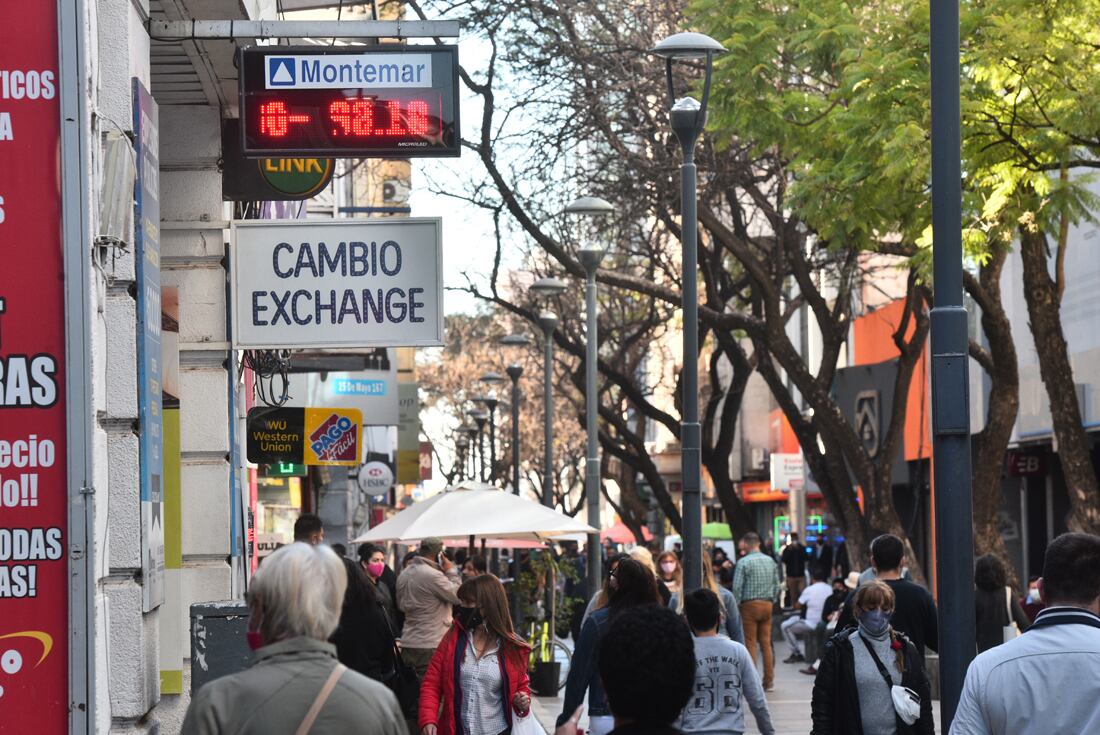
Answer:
[{"xmin": 675, "ymin": 634, "xmax": 775, "ymax": 735}]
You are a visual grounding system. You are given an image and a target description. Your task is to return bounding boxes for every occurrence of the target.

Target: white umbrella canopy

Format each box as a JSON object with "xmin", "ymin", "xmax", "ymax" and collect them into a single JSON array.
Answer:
[{"xmin": 353, "ymin": 481, "xmax": 597, "ymax": 544}]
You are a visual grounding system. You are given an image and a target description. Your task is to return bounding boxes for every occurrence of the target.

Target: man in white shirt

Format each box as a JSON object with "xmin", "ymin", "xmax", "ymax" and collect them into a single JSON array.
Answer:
[
  {"xmin": 951, "ymin": 532, "xmax": 1100, "ymax": 735},
  {"xmin": 780, "ymin": 566, "xmax": 832, "ymax": 663}
]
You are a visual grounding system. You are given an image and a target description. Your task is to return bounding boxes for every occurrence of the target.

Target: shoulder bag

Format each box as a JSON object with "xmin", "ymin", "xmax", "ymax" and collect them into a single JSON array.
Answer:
[
  {"xmin": 295, "ymin": 663, "xmax": 347, "ymax": 735},
  {"xmin": 858, "ymin": 634, "xmax": 921, "ymax": 726}
]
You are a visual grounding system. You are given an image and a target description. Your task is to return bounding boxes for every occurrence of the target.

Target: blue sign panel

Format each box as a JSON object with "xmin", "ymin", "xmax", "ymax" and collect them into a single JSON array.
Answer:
[{"xmin": 134, "ymin": 79, "xmax": 164, "ymax": 611}]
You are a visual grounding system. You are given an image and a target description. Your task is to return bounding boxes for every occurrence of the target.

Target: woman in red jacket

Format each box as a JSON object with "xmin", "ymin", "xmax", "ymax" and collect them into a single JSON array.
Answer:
[{"xmin": 419, "ymin": 573, "xmax": 532, "ymax": 735}]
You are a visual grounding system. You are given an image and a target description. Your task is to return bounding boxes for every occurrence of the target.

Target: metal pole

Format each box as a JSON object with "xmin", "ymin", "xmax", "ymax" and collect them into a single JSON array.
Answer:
[
  {"xmin": 59, "ymin": 0, "xmax": 95, "ymax": 728},
  {"xmin": 507, "ymin": 365, "xmax": 524, "ymax": 495},
  {"xmin": 670, "ymin": 97, "xmax": 704, "ymax": 592},
  {"xmin": 581, "ymin": 258, "xmax": 604, "ymax": 600},
  {"xmin": 930, "ymin": 0, "xmax": 975, "ymax": 726},
  {"xmin": 488, "ymin": 405, "xmax": 497, "ymax": 483},
  {"xmin": 538, "ymin": 314, "xmax": 558, "ymax": 507},
  {"xmin": 478, "ymin": 424, "xmax": 487, "ymax": 483}
]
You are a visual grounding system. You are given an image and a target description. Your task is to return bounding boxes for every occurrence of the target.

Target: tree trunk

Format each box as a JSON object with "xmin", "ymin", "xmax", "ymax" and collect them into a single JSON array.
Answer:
[
  {"xmin": 965, "ymin": 248, "xmax": 1021, "ymax": 584},
  {"xmin": 701, "ymin": 339, "xmax": 756, "ymax": 539},
  {"xmin": 1019, "ymin": 226, "xmax": 1100, "ymax": 534}
]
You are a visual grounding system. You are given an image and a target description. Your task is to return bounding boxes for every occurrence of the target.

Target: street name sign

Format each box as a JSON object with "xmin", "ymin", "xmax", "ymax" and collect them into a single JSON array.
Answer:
[
  {"xmin": 238, "ymin": 45, "xmax": 459, "ymax": 158},
  {"xmin": 231, "ymin": 218, "xmax": 444, "ymax": 350}
]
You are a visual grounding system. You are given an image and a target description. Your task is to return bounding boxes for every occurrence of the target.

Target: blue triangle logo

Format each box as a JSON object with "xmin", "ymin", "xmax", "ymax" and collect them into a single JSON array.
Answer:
[{"xmin": 269, "ymin": 58, "xmax": 295, "ymax": 87}]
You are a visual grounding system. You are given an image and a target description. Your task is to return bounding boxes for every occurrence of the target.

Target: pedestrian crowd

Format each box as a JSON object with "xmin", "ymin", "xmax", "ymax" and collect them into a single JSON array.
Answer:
[{"xmin": 179, "ymin": 514, "xmax": 1100, "ymax": 735}]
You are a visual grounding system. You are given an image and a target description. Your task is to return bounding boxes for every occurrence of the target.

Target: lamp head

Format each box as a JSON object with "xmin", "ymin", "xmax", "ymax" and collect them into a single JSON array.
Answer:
[
  {"xmin": 479, "ymin": 371, "xmax": 506, "ymax": 386},
  {"xmin": 455, "ymin": 436, "xmax": 470, "ymax": 449},
  {"xmin": 500, "ymin": 333, "xmax": 533, "ymax": 349},
  {"xmin": 565, "ymin": 196, "xmax": 615, "ymax": 217},
  {"xmin": 578, "ymin": 245, "xmax": 607, "ymax": 274},
  {"xmin": 505, "ymin": 363, "xmax": 524, "ymax": 381},
  {"xmin": 530, "ymin": 277, "xmax": 569, "ymax": 299},
  {"xmin": 651, "ymin": 31, "xmax": 726, "ymax": 59},
  {"xmin": 538, "ymin": 311, "xmax": 559, "ymax": 334}
]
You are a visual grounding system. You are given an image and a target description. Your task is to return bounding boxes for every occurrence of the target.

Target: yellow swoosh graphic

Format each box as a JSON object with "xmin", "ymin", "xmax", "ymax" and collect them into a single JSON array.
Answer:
[{"xmin": 0, "ymin": 631, "xmax": 54, "ymax": 667}]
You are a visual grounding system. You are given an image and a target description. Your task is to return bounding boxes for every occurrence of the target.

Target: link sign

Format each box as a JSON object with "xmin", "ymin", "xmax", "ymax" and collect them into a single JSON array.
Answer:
[{"xmin": 231, "ymin": 218, "xmax": 443, "ymax": 350}]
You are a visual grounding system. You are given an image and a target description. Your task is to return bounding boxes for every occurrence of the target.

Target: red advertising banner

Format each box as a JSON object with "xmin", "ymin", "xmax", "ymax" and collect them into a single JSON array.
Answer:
[{"xmin": 0, "ymin": 2, "xmax": 69, "ymax": 731}]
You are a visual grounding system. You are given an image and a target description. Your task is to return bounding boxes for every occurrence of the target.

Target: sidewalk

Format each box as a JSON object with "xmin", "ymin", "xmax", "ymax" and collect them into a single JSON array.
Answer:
[{"xmin": 530, "ymin": 651, "xmax": 942, "ymax": 734}]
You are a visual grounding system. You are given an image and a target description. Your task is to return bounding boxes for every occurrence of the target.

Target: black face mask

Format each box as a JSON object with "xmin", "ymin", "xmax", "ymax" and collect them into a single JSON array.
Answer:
[{"xmin": 453, "ymin": 605, "xmax": 484, "ymax": 631}]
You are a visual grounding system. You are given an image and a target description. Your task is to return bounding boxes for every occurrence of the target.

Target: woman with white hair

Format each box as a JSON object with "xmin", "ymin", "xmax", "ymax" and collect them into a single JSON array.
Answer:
[{"xmin": 182, "ymin": 543, "xmax": 407, "ymax": 735}]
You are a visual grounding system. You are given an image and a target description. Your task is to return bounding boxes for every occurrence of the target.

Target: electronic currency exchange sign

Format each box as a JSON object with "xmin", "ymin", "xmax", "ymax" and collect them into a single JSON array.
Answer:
[
  {"xmin": 239, "ymin": 45, "xmax": 459, "ymax": 158},
  {"xmin": 231, "ymin": 218, "xmax": 443, "ymax": 350}
]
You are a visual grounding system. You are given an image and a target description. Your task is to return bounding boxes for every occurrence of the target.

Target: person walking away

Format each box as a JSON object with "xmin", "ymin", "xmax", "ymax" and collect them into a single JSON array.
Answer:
[
  {"xmin": 675, "ymin": 589, "xmax": 774, "ymax": 735},
  {"xmin": 669, "ymin": 561, "xmax": 744, "ymax": 644},
  {"xmin": 952, "ymin": 532, "xmax": 1100, "ymax": 735},
  {"xmin": 801, "ymin": 575, "xmax": 857, "ymax": 676},
  {"xmin": 396, "ymin": 537, "xmax": 462, "ymax": 678},
  {"xmin": 658, "ymin": 551, "xmax": 683, "ymax": 598},
  {"xmin": 1019, "ymin": 575, "xmax": 1045, "ymax": 624},
  {"xmin": 581, "ymin": 553, "xmax": 630, "ymax": 627},
  {"xmin": 973, "ymin": 553, "xmax": 1030, "ymax": 653},
  {"xmin": 813, "ymin": 536, "xmax": 835, "ymax": 578},
  {"xmin": 811, "ymin": 580, "xmax": 934, "ymax": 735},
  {"xmin": 781, "ymin": 532, "xmax": 808, "ymax": 608},
  {"xmin": 835, "ymin": 534, "xmax": 938, "ymax": 657},
  {"xmin": 558, "ymin": 558, "xmax": 662, "ymax": 735},
  {"xmin": 781, "ymin": 566, "xmax": 832, "ymax": 664},
  {"xmin": 360, "ymin": 544, "xmax": 401, "ymax": 634},
  {"xmin": 292, "ymin": 517, "xmax": 398, "ymax": 685},
  {"xmin": 732, "ymin": 532, "xmax": 781, "ymax": 691},
  {"xmin": 181, "ymin": 543, "xmax": 406, "ymax": 735},
  {"xmin": 418, "ymin": 574, "xmax": 532, "ymax": 735},
  {"xmin": 556, "ymin": 604, "xmax": 696, "ymax": 735}
]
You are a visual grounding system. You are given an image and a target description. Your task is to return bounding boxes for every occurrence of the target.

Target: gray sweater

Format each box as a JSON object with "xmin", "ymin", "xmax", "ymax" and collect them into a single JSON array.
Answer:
[
  {"xmin": 675, "ymin": 634, "xmax": 774, "ymax": 735},
  {"xmin": 851, "ymin": 628, "xmax": 902, "ymax": 735}
]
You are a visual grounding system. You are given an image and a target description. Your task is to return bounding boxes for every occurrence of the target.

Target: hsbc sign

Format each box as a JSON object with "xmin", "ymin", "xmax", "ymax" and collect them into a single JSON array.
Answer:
[{"xmin": 357, "ymin": 461, "xmax": 394, "ymax": 496}]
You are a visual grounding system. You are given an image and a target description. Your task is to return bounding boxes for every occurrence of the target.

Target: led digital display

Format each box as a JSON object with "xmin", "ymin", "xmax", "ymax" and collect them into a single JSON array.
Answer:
[{"xmin": 239, "ymin": 46, "xmax": 459, "ymax": 158}]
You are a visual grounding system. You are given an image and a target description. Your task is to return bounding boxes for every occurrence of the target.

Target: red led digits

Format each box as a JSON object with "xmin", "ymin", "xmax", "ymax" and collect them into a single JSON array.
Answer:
[
  {"xmin": 259, "ymin": 100, "xmax": 310, "ymax": 138},
  {"xmin": 407, "ymin": 100, "xmax": 429, "ymax": 136},
  {"xmin": 324, "ymin": 98, "xmax": 432, "ymax": 137}
]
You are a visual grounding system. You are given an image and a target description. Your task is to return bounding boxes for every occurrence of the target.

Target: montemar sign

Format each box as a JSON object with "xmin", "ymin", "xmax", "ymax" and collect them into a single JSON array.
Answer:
[{"xmin": 231, "ymin": 218, "xmax": 443, "ymax": 349}]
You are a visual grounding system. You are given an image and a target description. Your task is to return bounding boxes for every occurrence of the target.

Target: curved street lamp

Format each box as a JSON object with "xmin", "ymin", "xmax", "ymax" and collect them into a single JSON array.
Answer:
[{"xmin": 650, "ymin": 31, "xmax": 725, "ymax": 593}]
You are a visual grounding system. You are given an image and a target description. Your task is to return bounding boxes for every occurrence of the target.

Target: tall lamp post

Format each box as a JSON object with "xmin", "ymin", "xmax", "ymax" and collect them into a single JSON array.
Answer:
[
  {"xmin": 930, "ymin": 0, "xmax": 974, "ymax": 724},
  {"xmin": 501, "ymin": 334, "xmax": 532, "ymax": 496},
  {"xmin": 460, "ymin": 422, "xmax": 480, "ymax": 482},
  {"xmin": 455, "ymin": 435, "xmax": 470, "ymax": 481},
  {"xmin": 468, "ymin": 408, "xmax": 489, "ymax": 482},
  {"xmin": 566, "ymin": 195, "xmax": 614, "ymax": 599},
  {"xmin": 650, "ymin": 31, "xmax": 726, "ymax": 592},
  {"xmin": 479, "ymin": 371, "xmax": 506, "ymax": 483},
  {"xmin": 531, "ymin": 278, "xmax": 568, "ymax": 507}
]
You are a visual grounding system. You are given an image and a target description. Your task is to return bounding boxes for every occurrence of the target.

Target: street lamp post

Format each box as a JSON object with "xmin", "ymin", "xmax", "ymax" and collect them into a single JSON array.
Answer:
[
  {"xmin": 505, "ymin": 364, "xmax": 524, "ymax": 494},
  {"xmin": 567, "ymin": 195, "xmax": 614, "ymax": 600},
  {"xmin": 532, "ymin": 304, "xmax": 562, "ymax": 506},
  {"xmin": 455, "ymin": 435, "xmax": 470, "ymax": 481},
  {"xmin": 651, "ymin": 31, "xmax": 726, "ymax": 593},
  {"xmin": 930, "ymin": 0, "xmax": 975, "ymax": 724},
  {"xmin": 479, "ymin": 371, "xmax": 506, "ymax": 483},
  {"xmin": 460, "ymin": 422, "xmax": 480, "ymax": 482},
  {"xmin": 501, "ymin": 333, "xmax": 533, "ymax": 497},
  {"xmin": 469, "ymin": 409, "xmax": 489, "ymax": 482}
]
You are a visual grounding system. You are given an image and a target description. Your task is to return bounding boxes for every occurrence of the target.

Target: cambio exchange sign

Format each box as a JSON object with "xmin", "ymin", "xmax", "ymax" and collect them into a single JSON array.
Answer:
[{"xmin": 231, "ymin": 218, "xmax": 443, "ymax": 349}]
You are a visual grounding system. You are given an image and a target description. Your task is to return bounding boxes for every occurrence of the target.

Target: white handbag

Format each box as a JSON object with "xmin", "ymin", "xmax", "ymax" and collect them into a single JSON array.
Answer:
[
  {"xmin": 890, "ymin": 684, "xmax": 922, "ymax": 725},
  {"xmin": 511, "ymin": 710, "xmax": 543, "ymax": 735}
]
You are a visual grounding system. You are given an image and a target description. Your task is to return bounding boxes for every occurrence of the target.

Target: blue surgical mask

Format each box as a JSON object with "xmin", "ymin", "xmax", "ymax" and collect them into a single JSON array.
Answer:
[{"xmin": 858, "ymin": 609, "xmax": 891, "ymax": 637}]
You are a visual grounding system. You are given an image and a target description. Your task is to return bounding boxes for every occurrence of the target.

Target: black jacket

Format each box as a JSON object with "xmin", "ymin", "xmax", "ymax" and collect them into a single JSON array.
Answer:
[
  {"xmin": 810, "ymin": 628, "xmax": 934, "ymax": 735},
  {"xmin": 330, "ymin": 557, "xmax": 398, "ymax": 682}
]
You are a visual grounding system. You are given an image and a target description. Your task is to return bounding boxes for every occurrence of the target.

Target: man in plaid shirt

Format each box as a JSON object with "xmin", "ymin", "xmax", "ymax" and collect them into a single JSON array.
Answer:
[{"xmin": 733, "ymin": 532, "xmax": 782, "ymax": 691}]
